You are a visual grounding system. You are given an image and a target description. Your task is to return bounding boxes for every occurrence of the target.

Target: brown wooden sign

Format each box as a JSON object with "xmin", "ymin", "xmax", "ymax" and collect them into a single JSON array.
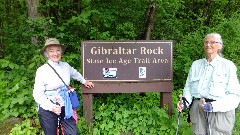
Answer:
[
  {"xmin": 81, "ymin": 40, "xmax": 173, "ymax": 125},
  {"xmin": 82, "ymin": 40, "xmax": 173, "ymax": 82}
]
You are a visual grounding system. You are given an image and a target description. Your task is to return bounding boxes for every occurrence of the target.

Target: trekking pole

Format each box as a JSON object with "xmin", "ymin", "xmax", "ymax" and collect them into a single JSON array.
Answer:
[
  {"xmin": 200, "ymin": 98, "xmax": 211, "ymax": 135},
  {"xmin": 56, "ymin": 102, "xmax": 64, "ymax": 135},
  {"xmin": 56, "ymin": 102, "xmax": 61, "ymax": 135},
  {"xmin": 176, "ymin": 94, "xmax": 182, "ymax": 135}
]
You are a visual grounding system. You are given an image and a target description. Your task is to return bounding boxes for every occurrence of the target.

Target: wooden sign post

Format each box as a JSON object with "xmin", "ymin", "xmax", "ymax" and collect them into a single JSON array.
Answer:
[{"xmin": 81, "ymin": 40, "xmax": 173, "ymax": 124}]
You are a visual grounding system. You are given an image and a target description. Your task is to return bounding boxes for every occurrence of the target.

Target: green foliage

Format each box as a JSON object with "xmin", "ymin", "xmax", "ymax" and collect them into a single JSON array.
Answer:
[
  {"xmin": 173, "ymin": 13, "xmax": 240, "ymax": 88},
  {"xmin": 9, "ymin": 119, "xmax": 43, "ymax": 135},
  {"xmin": 0, "ymin": 58, "xmax": 36, "ymax": 120},
  {"xmin": 152, "ymin": 0, "xmax": 185, "ymax": 40},
  {"xmin": 233, "ymin": 109, "xmax": 240, "ymax": 134},
  {"xmin": 1, "ymin": 0, "xmax": 240, "ymax": 134},
  {"xmin": 62, "ymin": 53, "xmax": 82, "ymax": 70},
  {"xmin": 92, "ymin": 93, "xmax": 191, "ymax": 135},
  {"xmin": 0, "ymin": 42, "xmax": 44, "ymax": 121},
  {"xmin": 9, "ymin": 116, "xmax": 93, "ymax": 135},
  {"xmin": 115, "ymin": 22, "xmax": 137, "ymax": 40},
  {"xmin": 210, "ymin": 13, "xmax": 240, "ymax": 78},
  {"xmin": 77, "ymin": 117, "xmax": 93, "ymax": 135},
  {"xmin": 173, "ymin": 31, "xmax": 205, "ymax": 89}
]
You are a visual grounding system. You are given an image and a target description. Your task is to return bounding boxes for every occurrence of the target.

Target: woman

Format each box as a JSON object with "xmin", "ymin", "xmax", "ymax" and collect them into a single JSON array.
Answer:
[{"xmin": 33, "ymin": 38, "xmax": 94, "ymax": 135}]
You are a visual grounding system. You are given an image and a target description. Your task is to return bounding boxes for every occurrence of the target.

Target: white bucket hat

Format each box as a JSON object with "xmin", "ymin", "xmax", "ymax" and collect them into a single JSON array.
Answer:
[{"xmin": 40, "ymin": 38, "xmax": 67, "ymax": 57}]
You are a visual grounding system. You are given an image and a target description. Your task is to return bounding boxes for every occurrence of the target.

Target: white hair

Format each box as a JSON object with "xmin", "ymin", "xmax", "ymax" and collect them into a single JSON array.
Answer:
[{"xmin": 204, "ymin": 33, "xmax": 223, "ymax": 56}]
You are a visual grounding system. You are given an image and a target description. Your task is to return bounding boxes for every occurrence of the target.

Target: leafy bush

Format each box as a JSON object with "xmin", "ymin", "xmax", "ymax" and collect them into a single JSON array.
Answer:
[
  {"xmin": 92, "ymin": 92, "xmax": 191, "ymax": 135},
  {"xmin": 0, "ymin": 43, "xmax": 43, "ymax": 121},
  {"xmin": 9, "ymin": 119, "xmax": 42, "ymax": 135}
]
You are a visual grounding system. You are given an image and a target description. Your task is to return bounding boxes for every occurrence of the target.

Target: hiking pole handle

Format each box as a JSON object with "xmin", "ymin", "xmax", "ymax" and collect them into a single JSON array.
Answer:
[
  {"xmin": 179, "ymin": 94, "xmax": 183, "ymax": 106},
  {"xmin": 56, "ymin": 102, "xmax": 61, "ymax": 115},
  {"xmin": 176, "ymin": 94, "xmax": 183, "ymax": 135},
  {"xmin": 200, "ymin": 97, "xmax": 206, "ymax": 110},
  {"xmin": 200, "ymin": 97, "xmax": 205, "ymax": 104}
]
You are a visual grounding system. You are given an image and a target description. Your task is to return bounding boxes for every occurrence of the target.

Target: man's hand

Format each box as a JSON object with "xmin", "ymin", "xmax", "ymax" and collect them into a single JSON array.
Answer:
[
  {"xmin": 177, "ymin": 95, "xmax": 183, "ymax": 112},
  {"xmin": 177, "ymin": 95, "xmax": 189, "ymax": 112},
  {"xmin": 177, "ymin": 101, "xmax": 184, "ymax": 112},
  {"xmin": 203, "ymin": 102, "xmax": 213, "ymax": 112},
  {"xmin": 200, "ymin": 98, "xmax": 213, "ymax": 112}
]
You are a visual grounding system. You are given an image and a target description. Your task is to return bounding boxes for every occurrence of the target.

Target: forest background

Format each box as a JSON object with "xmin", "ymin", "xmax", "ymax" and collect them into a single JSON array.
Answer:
[{"xmin": 0, "ymin": 0, "xmax": 240, "ymax": 134}]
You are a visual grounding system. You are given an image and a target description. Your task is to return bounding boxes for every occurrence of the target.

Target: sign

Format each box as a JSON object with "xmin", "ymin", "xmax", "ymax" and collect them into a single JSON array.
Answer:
[
  {"xmin": 81, "ymin": 40, "xmax": 174, "ymax": 124},
  {"xmin": 82, "ymin": 40, "xmax": 173, "ymax": 82}
]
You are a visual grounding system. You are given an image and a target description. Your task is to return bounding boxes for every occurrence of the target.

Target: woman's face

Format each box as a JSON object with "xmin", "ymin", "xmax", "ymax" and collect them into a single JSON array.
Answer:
[
  {"xmin": 204, "ymin": 36, "xmax": 222, "ymax": 55},
  {"xmin": 46, "ymin": 45, "xmax": 62, "ymax": 62}
]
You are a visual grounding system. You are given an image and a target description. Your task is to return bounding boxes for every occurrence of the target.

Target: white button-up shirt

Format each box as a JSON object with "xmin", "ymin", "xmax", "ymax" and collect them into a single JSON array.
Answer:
[
  {"xmin": 33, "ymin": 60, "xmax": 86, "ymax": 111},
  {"xmin": 183, "ymin": 55, "xmax": 240, "ymax": 112}
]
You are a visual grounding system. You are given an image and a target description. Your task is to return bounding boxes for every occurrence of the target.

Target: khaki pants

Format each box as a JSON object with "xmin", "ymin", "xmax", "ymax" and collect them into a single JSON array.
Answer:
[{"xmin": 189, "ymin": 100, "xmax": 235, "ymax": 135}]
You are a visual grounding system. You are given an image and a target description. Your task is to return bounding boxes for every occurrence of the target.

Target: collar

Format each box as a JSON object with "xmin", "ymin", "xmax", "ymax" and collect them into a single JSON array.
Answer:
[
  {"xmin": 48, "ymin": 59, "xmax": 61, "ymax": 66},
  {"xmin": 204, "ymin": 55, "xmax": 220, "ymax": 67}
]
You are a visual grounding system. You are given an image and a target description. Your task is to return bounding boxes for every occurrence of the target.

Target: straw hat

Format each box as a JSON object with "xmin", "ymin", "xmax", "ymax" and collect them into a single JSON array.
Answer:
[{"xmin": 40, "ymin": 38, "xmax": 67, "ymax": 56}]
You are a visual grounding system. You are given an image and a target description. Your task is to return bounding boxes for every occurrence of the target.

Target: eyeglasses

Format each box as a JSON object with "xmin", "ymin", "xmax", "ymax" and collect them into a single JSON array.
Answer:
[{"xmin": 204, "ymin": 41, "xmax": 221, "ymax": 45}]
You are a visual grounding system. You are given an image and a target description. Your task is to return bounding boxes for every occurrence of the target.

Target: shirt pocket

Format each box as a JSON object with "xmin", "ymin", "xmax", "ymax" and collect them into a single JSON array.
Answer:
[
  {"xmin": 209, "ymin": 73, "xmax": 228, "ymax": 97},
  {"xmin": 189, "ymin": 77, "xmax": 201, "ymax": 94}
]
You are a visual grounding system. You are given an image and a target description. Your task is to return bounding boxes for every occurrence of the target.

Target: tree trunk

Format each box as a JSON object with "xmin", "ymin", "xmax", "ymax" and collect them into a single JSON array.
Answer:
[
  {"xmin": 0, "ymin": 18, "xmax": 3, "ymax": 58},
  {"xmin": 203, "ymin": 0, "xmax": 211, "ymax": 26},
  {"xmin": 26, "ymin": 0, "xmax": 39, "ymax": 18},
  {"xmin": 143, "ymin": 0, "xmax": 156, "ymax": 40},
  {"xmin": 26, "ymin": 0, "xmax": 40, "ymax": 45}
]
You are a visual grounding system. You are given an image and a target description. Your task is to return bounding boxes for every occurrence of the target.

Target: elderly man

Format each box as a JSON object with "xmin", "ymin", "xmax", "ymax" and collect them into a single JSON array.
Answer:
[{"xmin": 177, "ymin": 33, "xmax": 240, "ymax": 135}]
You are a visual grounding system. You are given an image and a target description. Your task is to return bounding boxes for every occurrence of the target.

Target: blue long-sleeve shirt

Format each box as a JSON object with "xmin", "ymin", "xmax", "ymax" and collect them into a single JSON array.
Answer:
[{"xmin": 183, "ymin": 55, "xmax": 240, "ymax": 112}]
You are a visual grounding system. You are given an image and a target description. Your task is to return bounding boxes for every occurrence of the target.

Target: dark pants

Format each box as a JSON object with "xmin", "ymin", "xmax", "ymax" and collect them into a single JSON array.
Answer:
[{"xmin": 38, "ymin": 106, "xmax": 78, "ymax": 135}]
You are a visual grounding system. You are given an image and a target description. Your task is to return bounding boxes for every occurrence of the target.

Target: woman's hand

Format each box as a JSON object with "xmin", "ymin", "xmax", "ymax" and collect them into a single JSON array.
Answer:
[
  {"xmin": 84, "ymin": 80, "xmax": 94, "ymax": 88},
  {"xmin": 52, "ymin": 104, "xmax": 61, "ymax": 115}
]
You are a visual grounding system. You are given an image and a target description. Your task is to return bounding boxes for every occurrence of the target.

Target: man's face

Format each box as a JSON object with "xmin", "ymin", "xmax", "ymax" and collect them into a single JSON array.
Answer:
[{"xmin": 204, "ymin": 36, "xmax": 222, "ymax": 55}]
